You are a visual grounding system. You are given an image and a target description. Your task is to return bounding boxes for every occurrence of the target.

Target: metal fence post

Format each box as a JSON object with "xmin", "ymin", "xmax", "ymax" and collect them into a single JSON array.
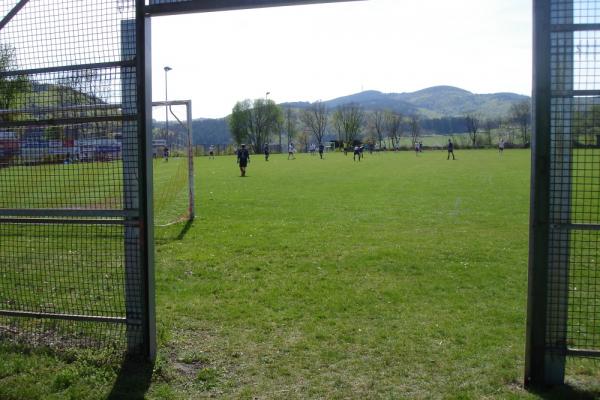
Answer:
[
  {"xmin": 525, "ymin": 0, "xmax": 559, "ymax": 387},
  {"xmin": 121, "ymin": 18, "xmax": 145, "ymax": 355},
  {"xmin": 137, "ymin": 2, "xmax": 156, "ymax": 360},
  {"xmin": 545, "ymin": 0, "xmax": 573, "ymax": 382},
  {"xmin": 122, "ymin": 6, "xmax": 155, "ymax": 359},
  {"xmin": 526, "ymin": 0, "xmax": 576, "ymax": 386}
]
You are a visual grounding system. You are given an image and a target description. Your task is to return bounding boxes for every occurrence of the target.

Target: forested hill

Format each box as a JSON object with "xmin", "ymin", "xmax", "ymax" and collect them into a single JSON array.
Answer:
[
  {"xmin": 286, "ymin": 86, "xmax": 529, "ymax": 119},
  {"xmin": 175, "ymin": 86, "xmax": 530, "ymax": 144}
]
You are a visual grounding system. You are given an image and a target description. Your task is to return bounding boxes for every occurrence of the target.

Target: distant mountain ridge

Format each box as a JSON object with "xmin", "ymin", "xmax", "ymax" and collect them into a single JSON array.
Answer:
[
  {"xmin": 187, "ymin": 86, "xmax": 530, "ymax": 144},
  {"xmin": 284, "ymin": 86, "xmax": 530, "ymax": 119}
]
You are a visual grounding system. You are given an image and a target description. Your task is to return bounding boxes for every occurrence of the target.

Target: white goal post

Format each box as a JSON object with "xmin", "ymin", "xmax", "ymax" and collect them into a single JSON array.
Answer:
[{"xmin": 152, "ymin": 99, "xmax": 195, "ymax": 223}]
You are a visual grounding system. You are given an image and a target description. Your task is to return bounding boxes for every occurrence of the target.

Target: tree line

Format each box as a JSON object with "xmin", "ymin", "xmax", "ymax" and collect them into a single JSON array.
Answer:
[
  {"xmin": 463, "ymin": 101, "xmax": 531, "ymax": 148},
  {"xmin": 228, "ymin": 97, "xmax": 533, "ymax": 152}
]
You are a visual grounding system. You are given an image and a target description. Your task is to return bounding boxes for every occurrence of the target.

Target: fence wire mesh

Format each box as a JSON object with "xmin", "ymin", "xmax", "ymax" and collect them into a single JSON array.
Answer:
[
  {"xmin": 0, "ymin": 223, "xmax": 130, "ymax": 318},
  {"xmin": 546, "ymin": 0, "xmax": 600, "ymax": 356},
  {"xmin": 552, "ymin": 0, "xmax": 600, "ymax": 24},
  {"xmin": 0, "ymin": 0, "xmax": 148, "ymax": 354}
]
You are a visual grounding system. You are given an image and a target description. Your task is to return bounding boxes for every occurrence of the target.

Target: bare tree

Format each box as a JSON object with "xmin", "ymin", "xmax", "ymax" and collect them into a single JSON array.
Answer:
[
  {"xmin": 284, "ymin": 106, "xmax": 297, "ymax": 148},
  {"xmin": 333, "ymin": 103, "xmax": 364, "ymax": 148},
  {"xmin": 301, "ymin": 100, "xmax": 328, "ymax": 145},
  {"xmin": 297, "ymin": 129, "xmax": 311, "ymax": 152},
  {"xmin": 409, "ymin": 114, "xmax": 421, "ymax": 147},
  {"xmin": 500, "ymin": 118, "xmax": 516, "ymax": 144},
  {"xmin": 365, "ymin": 125, "xmax": 378, "ymax": 149},
  {"xmin": 465, "ymin": 113, "xmax": 481, "ymax": 147},
  {"xmin": 385, "ymin": 110, "xmax": 403, "ymax": 150},
  {"xmin": 331, "ymin": 110, "xmax": 344, "ymax": 148},
  {"xmin": 58, "ymin": 68, "xmax": 102, "ymax": 106},
  {"xmin": 275, "ymin": 114, "xmax": 284, "ymax": 152},
  {"xmin": 370, "ymin": 110, "xmax": 385, "ymax": 149},
  {"xmin": 483, "ymin": 118, "xmax": 496, "ymax": 147},
  {"xmin": 509, "ymin": 100, "xmax": 531, "ymax": 145}
]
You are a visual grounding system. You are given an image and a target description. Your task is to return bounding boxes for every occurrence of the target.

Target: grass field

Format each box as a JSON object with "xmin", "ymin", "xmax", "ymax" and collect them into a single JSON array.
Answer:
[{"xmin": 1, "ymin": 149, "xmax": 600, "ymax": 399}]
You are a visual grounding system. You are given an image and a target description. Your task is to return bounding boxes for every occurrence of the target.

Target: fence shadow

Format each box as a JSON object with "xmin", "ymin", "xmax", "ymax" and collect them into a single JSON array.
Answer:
[
  {"xmin": 107, "ymin": 356, "xmax": 154, "ymax": 400},
  {"xmin": 528, "ymin": 384, "xmax": 600, "ymax": 400}
]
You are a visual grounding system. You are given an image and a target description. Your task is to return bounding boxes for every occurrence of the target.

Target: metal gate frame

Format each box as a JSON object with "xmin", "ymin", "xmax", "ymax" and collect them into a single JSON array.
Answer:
[
  {"xmin": 526, "ymin": 0, "xmax": 600, "ymax": 387},
  {"xmin": 0, "ymin": 0, "xmax": 155, "ymax": 358}
]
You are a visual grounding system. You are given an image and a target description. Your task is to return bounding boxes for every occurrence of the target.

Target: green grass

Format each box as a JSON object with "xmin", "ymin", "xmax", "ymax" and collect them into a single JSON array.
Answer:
[
  {"xmin": 153, "ymin": 157, "xmax": 193, "ymax": 226},
  {"xmin": 1, "ymin": 149, "xmax": 600, "ymax": 399},
  {"xmin": 0, "ymin": 161, "xmax": 123, "ymax": 209}
]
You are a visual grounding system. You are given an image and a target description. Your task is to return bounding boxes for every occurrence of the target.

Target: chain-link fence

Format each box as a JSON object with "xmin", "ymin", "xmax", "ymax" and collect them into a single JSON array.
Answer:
[{"xmin": 0, "ymin": 0, "xmax": 152, "ymax": 356}]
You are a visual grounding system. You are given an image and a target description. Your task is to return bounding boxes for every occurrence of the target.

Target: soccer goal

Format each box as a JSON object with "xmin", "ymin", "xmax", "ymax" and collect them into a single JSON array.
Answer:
[{"xmin": 152, "ymin": 100, "xmax": 195, "ymax": 226}]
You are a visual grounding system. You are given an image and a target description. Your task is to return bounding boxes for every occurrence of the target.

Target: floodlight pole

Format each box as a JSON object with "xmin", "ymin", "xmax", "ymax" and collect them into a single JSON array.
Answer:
[{"xmin": 164, "ymin": 66, "xmax": 172, "ymax": 142}]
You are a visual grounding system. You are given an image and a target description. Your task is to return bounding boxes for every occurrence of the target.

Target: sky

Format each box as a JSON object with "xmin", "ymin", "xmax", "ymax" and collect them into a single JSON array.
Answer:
[{"xmin": 150, "ymin": 0, "xmax": 532, "ymax": 119}]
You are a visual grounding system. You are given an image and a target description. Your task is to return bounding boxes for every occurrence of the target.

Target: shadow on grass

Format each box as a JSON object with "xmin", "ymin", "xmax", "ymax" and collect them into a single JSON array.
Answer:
[
  {"xmin": 107, "ymin": 356, "xmax": 154, "ymax": 400},
  {"xmin": 176, "ymin": 219, "xmax": 194, "ymax": 241},
  {"xmin": 528, "ymin": 384, "xmax": 600, "ymax": 399},
  {"xmin": 154, "ymin": 218, "xmax": 195, "ymax": 244}
]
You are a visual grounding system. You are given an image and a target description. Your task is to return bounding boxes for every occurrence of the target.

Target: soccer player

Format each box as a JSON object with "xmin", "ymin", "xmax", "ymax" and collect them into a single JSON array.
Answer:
[
  {"xmin": 353, "ymin": 145, "xmax": 361, "ymax": 162},
  {"xmin": 264, "ymin": 143, "xmax": 270, "ymax": 161},
  {"xmin": 447, "ymin": 139, "xmax": 455, "ymax": 160},
  {"xmin": 163, "ymin": 146, "xmax": 169, "ymax": 162},
  {"xmin": 209, "ymin": 145, "xmax": 215, "ymax": 159},
  {"xmin": 318, "ymin": 142, "xmax": 324, "ymax": 159},
  {"xmin": 498, "ymin": 138, "xmax": 505, "ymax": 155},
  {"xmin": 288, "ymin": 143, "xmax": 296, "ymax": 160},
  {"xmin": 237, "ymin": 144, "xmax": 250, "ymax": 177}
]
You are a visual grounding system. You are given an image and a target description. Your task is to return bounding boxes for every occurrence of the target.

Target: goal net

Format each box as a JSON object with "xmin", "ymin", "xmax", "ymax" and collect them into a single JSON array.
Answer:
[{"xmin": 152, "ymin": 100, "xmax": 195, "ymax": 226}]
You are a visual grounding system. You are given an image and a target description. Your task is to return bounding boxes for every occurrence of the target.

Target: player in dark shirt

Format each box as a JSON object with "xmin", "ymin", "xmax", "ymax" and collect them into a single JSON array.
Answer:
[
  {"xmin": 447, "ymin": 139, "xmax": 455, "ymax": 160},
  {"xmin": 264, "ymin": 144, "xmax": 270, "ymax": 161},
  {"xmin": 353, "ymin": 145, "xmax": 361, "ymax": 162},
  {"xmin": 318, "ymin": 143, "xmax": 325, "ymax": 159},
  {"xmin": 237, "ymin": 144, "xmax": 250, "ymax": 176}
]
